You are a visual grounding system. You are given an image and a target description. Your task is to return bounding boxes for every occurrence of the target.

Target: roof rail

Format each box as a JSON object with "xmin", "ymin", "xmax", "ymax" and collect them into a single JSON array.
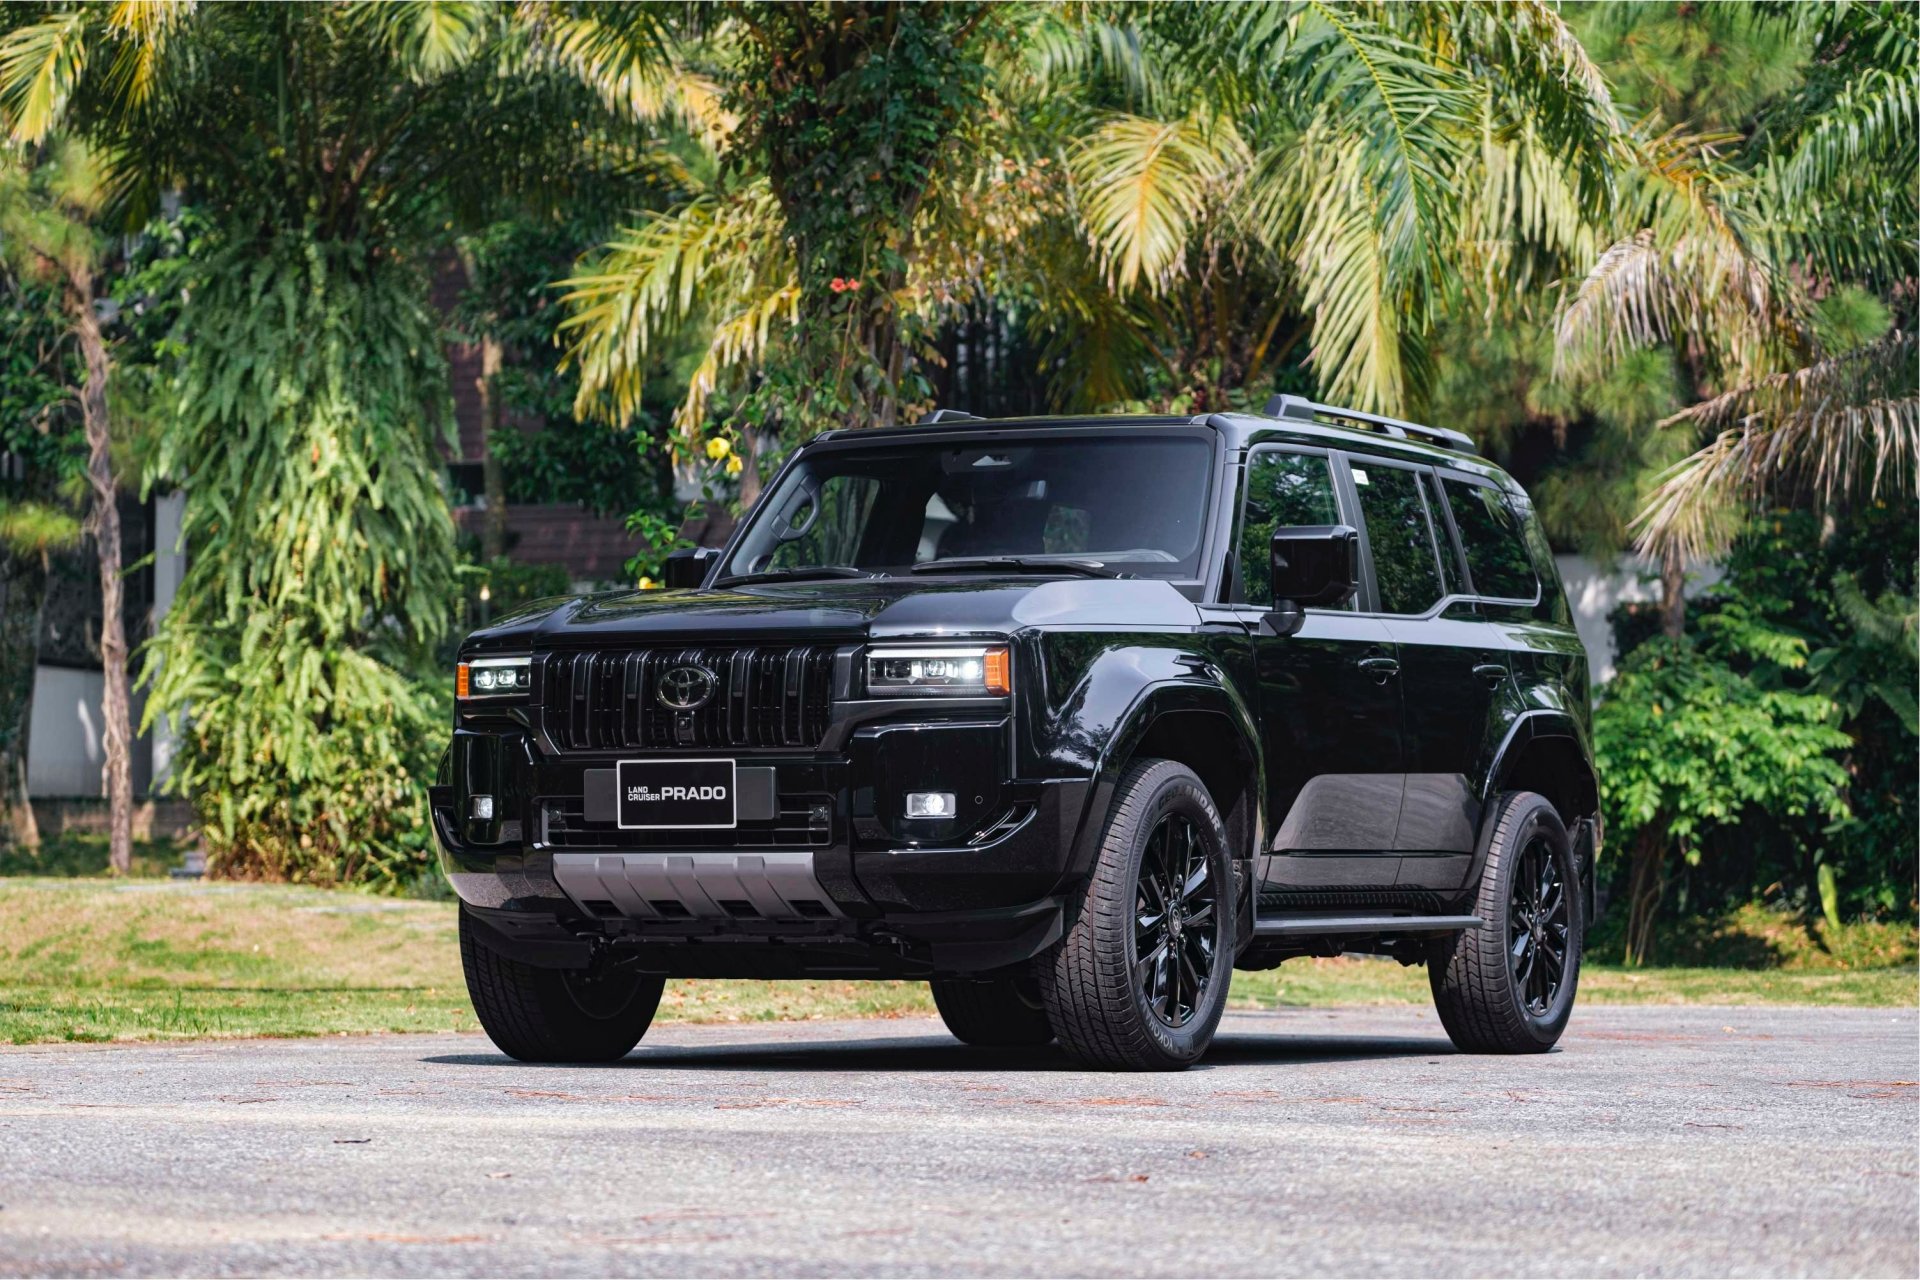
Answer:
[
  {"xmin": 1263, "ymin": 393, "xmax": 1474, "ymax": 453},
  {"xmin": 918, "ymin": 408, "xmax": 981, "ymax": 425}
]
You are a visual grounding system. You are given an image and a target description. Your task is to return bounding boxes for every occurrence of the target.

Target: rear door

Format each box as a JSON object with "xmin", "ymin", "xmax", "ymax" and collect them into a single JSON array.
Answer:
[
  {"xmin": 1231, "ymin": 446, "xmax": 1404, "ymax": 895},
  {"xmin": 1340, "ymin": 455, "xmax": 1502, "ymax": 892}
]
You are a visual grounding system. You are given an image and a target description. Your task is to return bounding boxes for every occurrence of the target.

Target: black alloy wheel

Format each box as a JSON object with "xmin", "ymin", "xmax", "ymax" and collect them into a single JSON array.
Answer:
[
  {"xmin": 1509, "ymin": 831, "xmax": 1571, "ymax": 1016},
  {"xmin": 1134, "ymin": 813, "xmax": 1218, "ymax": 1028},
  {"xmin": 1428, "ymin": 790, "xmax": 1582, "ymax": 1054}
]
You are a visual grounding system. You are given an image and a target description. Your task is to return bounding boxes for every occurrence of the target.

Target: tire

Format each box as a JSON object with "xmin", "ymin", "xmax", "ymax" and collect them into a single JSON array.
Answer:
[
  {"xmin": 460, "ymin": 908, "xmax": 664, "ymax": 1063},
  {"xmin": 1039, "ymin": 758, "xmax": 1235, "ymax": 1071},
  {"xmin": 1429, "ymin": 791, "xmax": 1583, "ymax": 1054},
  {"xmin": 931, "ymin": 977, "xmax": 1056, "ymax": 1047}
]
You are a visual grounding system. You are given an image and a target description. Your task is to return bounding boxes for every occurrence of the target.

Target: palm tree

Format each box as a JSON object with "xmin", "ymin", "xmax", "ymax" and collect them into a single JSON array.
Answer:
[
  {"xmin": 1555, "ymin": 2, "xmax": 1917, "ymax": 578},
  {"xmin": 0, "ymin": 0, "xmax": 678, "ymax": 880},
  {"xmin": 559, "ymin": 0, "xmax": 1628, "ymax": 464},
  {"xmin": 0, "ymin": 139, "xmax": 133, "ymax": 871}
]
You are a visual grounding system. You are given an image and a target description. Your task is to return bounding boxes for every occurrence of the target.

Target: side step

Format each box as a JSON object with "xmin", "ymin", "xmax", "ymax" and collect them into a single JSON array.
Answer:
[{"xmin": 1251, "ymin": 914, "xmax": 1483, "ymax": 937}]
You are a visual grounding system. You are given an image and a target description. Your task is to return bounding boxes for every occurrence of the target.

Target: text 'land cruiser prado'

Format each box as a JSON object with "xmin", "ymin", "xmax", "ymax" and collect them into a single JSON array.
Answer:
[{"xmin": 435, "ymin": 396, "xmax": 1599, "ymax": 1070}]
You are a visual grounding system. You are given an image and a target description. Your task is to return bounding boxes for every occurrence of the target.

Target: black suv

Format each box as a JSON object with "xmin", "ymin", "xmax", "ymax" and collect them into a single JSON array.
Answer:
[{"xmin": 435, "ymin": 396, "xmax": 1599, "ymax": 1071}]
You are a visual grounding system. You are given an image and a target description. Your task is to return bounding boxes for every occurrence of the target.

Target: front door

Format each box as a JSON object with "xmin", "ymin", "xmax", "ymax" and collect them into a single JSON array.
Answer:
[{"xmin": 1231, "ymin": 446, "xmax": 1404, "ymax": 897}]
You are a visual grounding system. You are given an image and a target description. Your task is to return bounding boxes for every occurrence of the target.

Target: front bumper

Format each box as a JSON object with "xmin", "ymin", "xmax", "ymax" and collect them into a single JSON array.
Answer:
[{"xmin": 433, "ymin": 715, "xmax": 1092, "ymax": 977}]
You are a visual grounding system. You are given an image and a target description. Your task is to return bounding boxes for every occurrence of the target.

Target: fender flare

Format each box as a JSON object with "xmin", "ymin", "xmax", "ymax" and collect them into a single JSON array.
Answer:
[
  {"xmin": 1477, "ymin": 708, "xmax": 1601, "ymax": 921},
  {"xmin": 1060, "ymin": 673, "xmax": 1265, "ymax": 900}
]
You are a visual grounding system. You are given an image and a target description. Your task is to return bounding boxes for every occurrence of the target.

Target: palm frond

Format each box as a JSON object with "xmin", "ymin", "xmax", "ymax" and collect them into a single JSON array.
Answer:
[
  {"xmin": 1070, "ymin": 112, "xmax": 1242, "ymax": 293},
  {"xmin": 1295, "ymin": 148, "xmax": 1406, "ymax": 414},
  {"xmin": 558, "ymin": 184, "xmax": 792, "ymax": 428},
  {"xmin": 1635, "ymin": 331, "xmax": 1920, "ymax": 561},
  {"xmin": 0, "ymin": 12, "xmax": 92, "ymax": 144},
  {"xmin": 515, "ymin": 2, "xmax": 724, "ymax": 144},
  {"xmin": 1555, "ymin": 125, "xmax": 1802, "ymax": 384},
  {"xmin": 103, "ymin": 0, "xmax": 195, "ymax": 108},
  {"xmin": 362, "ymin": 0, "xmax": 492, "ymax": 81}
]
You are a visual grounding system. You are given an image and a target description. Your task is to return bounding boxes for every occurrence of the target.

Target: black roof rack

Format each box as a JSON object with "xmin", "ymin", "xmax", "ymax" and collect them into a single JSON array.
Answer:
[
  {"xmin": 1263, "ymin": 393, "xmax": 1474, "ymax": 454},
  {"xmin": 918, "ymin": 408, "xmax": 981, "ymax": 425}
]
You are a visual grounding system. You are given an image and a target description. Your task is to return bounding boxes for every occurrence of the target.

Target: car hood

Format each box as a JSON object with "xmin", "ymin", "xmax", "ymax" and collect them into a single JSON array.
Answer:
[{"xmin": 462, "ymin": 576, "xmax": 1203, "ymax": 651}]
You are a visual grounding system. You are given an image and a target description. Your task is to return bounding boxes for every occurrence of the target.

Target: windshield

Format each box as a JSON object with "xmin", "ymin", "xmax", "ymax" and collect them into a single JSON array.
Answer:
[{"xmin": 721, "ymin": 432, "xmax": 1215, "ymax": 582}]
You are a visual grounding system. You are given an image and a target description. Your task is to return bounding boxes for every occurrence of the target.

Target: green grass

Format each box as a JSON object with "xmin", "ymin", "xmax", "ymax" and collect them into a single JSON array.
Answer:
[{"xmin": 0, "ymin": 879, "xmax": 1911, "ymax": 1045}]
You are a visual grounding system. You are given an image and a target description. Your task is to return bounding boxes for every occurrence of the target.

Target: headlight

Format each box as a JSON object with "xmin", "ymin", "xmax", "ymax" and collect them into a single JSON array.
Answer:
[
  {"xmin": 866, "ymin": 645, "xmax": 1010, "ymax": 697},
  {"xmin": 457, "ymin": 655, "xmax": 532, "ymax": 699}
]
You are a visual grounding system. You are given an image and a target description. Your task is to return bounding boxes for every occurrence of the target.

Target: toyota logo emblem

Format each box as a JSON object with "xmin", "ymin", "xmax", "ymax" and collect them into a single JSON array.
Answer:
[{"xmin": 656, "ymin": 664, "xmax": 719, "ymax": 711}]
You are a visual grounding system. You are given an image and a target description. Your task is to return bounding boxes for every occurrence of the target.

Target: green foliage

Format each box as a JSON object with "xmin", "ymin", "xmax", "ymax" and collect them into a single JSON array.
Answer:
[
  {"xmin": 1595, "ymin": 636, "xmax": 1851, "ymax": 857},
  {"xmin": 1714, "ymin": 506, "xmax": 1919, "ymax": 915},
  {"xmin": 455, "ymin": 217, "xmax": 678, "ymax": 518},
  {"xmin": 141, "ymin": 235, "xmax": 459, "ymax": 890},
  {"xmin": 726, "ymin": 0, "xmax": 994, "ymax": 441}
]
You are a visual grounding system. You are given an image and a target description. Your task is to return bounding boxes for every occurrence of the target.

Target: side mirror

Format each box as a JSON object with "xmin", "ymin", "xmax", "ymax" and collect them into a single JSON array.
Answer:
[
  {"xmin": 662, "ymin": 547, "xmax": 719, "ymax": 590},
  {"xmin": 1265, "ymin": 524, "xmax": 1359, "ymax": 635}
]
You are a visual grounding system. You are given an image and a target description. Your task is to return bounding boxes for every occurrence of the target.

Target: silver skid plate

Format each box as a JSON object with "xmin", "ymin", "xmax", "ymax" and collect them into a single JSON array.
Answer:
[{"xmin": 551, "ymin": 851, "xmax": 843, "ymax": 923}]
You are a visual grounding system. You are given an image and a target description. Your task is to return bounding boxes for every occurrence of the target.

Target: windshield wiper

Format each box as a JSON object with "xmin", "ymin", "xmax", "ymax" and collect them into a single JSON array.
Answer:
[
  {"xmin": 910, "ymin": 556, "xmax": 1127, "ymax": 579},
  {"xmin": 714, "ymin": 565, "xmax": 882, "ymax": 587}
]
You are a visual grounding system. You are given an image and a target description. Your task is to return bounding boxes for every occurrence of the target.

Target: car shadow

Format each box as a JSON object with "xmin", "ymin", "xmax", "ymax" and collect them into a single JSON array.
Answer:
[{"xmin": 422, "ymin": 1029, "xmax": 1454, "ymax": 1073}]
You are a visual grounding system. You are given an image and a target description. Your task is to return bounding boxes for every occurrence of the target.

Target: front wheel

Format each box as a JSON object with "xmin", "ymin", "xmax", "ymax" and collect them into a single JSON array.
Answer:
[
  {"xmin": 1429, "ymin": 791, "xmax": 1583, "ymax": 1053},
  {"xmin": 460, "ymin": 908, "xmax": 664, "ymax": 1063},
  {"xmin": 931, "ymin": 977, "xmax": 1055, "ymax": 1046},
  {"xmin": 1039, "ymin": 758, "xmax": 1235, "ymax": 1071}
]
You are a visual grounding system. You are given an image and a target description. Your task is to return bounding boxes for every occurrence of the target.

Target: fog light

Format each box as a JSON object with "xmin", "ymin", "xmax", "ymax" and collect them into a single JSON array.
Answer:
[
  {"xmin": 905, "ymin": 792, "xmax": 955, "ymax": 819},
  {"xmin": 470, "ymin": 795, "xmax": 495, "ymax": 821}
]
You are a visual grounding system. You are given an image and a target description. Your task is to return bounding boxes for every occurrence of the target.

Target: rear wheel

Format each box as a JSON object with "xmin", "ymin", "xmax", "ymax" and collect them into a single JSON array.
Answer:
[
  {"xmin": 931, "ymin": 977, "xmax": 1055, "ymax": 1046},
  {"xmin": 1039, "ymin": 759, "xmax": 1234, "ymax": 1071},
  {"xmin": 460, "ymin": 908, "xmax": 664, "ymax": 1063},
  {"xmin": 1429, "ymin": 791, "xmax": 1582, "ymax": 1053}
]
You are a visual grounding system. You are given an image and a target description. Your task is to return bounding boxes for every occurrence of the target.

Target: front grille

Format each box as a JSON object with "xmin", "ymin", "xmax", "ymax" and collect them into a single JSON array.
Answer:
[{"xmin": 540, "ymin": 645, "xmax": 840, "ymax": 753}]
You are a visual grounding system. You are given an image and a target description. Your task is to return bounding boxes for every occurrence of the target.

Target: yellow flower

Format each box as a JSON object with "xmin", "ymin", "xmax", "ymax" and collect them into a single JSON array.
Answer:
[
  {"xmin": 725, "ymin": 453, "xmax": 744, "ymax": 476},
  {"xmin": 705, "ymin": 437, "xmax": 732, "ymax": 461},
  {"xmin": 638, "ymin": 576, "xmax": 657, "ymax": 590}
]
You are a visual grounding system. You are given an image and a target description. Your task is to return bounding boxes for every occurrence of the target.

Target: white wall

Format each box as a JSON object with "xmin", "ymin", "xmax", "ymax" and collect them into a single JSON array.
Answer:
[
  {"xmin": 1556, "ymin": 553, "xmax": 1723, "ymax": 683},
  {"xmin": 26, "ymin": 666, "xmax": 106, "ymax": 797}
]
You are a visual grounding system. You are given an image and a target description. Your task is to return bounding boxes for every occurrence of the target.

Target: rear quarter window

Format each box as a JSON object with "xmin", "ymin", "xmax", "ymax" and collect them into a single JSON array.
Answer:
[{"xmin": 1440, "ymin": 476, "xmax": 1537, "ymax": 601}]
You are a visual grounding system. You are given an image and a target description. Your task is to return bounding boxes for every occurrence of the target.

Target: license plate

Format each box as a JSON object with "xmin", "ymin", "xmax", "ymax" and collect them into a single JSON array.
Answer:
[{"xmin": 615, "ymin": 758, "xmax": 737, "ymax": 830}]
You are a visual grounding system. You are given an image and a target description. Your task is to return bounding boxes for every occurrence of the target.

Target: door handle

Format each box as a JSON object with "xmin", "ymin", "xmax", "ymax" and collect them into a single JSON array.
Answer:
[
  {"xmin": 1357, "ymin": 656, "xmax": 1400, "ymax": 682},
  {"xmin": 1473, "ymin": 662, "xmax": 1509, "ymax": 688}
]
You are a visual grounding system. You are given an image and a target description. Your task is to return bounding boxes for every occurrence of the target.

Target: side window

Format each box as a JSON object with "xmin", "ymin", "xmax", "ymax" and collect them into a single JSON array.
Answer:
[
  {"xmin": 1440, "ymin": 476, "xmax": 1537, "ymax": 601},
  {"xmin": 1235, "ymin": 449, "xmax": 1341, "ymax": 604},
  {"xmin": 1508, "ymin": 489, "xmax": 1572, "ymax": 625},
  {"xmin": 1420, "ymin": 472, "xmax": 1463, "ymax": 597},
  {"xmin": 1351, "ymin": 460, "xmax": 1445, "ymax": 615}
]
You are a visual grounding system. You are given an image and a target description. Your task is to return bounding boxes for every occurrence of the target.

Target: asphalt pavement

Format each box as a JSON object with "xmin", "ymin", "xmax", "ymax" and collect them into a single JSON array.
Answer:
[{"xmin": 1, "ymin": 1004, "xmax": 1914, "ymax": 1277}]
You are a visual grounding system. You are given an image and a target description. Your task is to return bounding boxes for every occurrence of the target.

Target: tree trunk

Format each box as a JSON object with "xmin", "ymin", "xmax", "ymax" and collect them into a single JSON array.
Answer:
[
  {"xmin": 68, "ymin": 270, "xmax": 133, "ymax": 876},
  {"xmin": 1624, "ymin": 827, "xmax": 1668, "ymax": 966},
  {"xmin": 0, "ymin": 547, "xmax": 48, "ymax": 852},
  {"xmin": 478, "ymin": 331, "xmax": 507, "ymax": 567},
  {"xmin": 737, "ymin": 429, "xmax": 765, "ymax": 508},
  {"xmin": 1658, "ymin": 542, "xmax": 1686, "ymax": 641}
]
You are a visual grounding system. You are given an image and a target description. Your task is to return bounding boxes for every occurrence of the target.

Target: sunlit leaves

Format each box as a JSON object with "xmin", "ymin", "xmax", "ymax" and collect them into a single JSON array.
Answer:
[
  {"xmin": 0, "ymin": 12, "xmax": 89, "ymax": 144},
  {"xmin": 1071, "ymin": 113, "xmax": 1242, "ymax": 293}
]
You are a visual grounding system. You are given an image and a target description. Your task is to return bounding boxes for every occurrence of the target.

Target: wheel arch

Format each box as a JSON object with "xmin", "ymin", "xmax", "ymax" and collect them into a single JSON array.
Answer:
[
  {"xmin": 1063, "ymin": 679, "xmax": 1264, "ymax": 924},
  {"xmin": 1488, "ymin": 713, "xmax": 1598, "ymax": 827},
  {"xmin": 1480, "ymin": 711, "xmax": 1601, "ymax": 923}
]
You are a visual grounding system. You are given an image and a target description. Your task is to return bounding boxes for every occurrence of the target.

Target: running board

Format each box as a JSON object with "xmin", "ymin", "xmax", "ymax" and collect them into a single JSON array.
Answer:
[{"xmin": 1251, "ymin": 914, "xmax": 1483, "ymax": 937}]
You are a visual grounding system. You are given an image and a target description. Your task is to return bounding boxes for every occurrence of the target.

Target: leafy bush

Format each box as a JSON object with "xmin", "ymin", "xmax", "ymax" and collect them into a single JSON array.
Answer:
[
  {"xmin": 142, "ymin": 234, "xmax": 458, "ymax": 891},
  {"xmin": 1595, "ymin": 634, "xmax": 1852, "ymax": 964}
]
